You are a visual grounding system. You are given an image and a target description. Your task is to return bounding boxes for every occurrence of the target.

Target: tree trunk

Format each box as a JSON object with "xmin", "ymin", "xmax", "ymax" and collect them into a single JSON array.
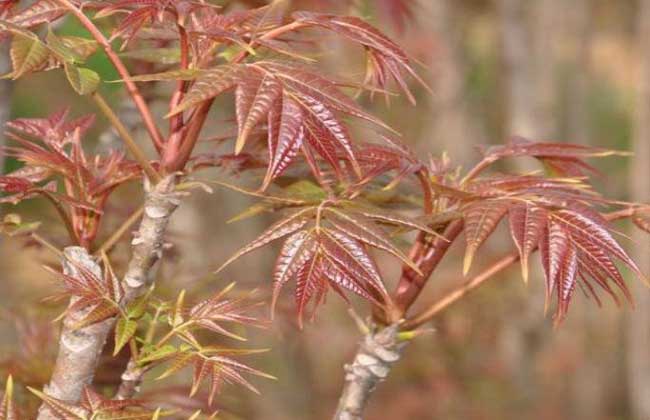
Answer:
[
  {"xmin": 563, "ymin": 0, "xmax": 591, "ymax": 146},
  {"xmin": 0, "ymin": 44, "xmax": 11, "ymax": 173},
  {"xmin": 37, "ymin": 176, "xmax": 179, "ymax": 418},
  {"xmin": 498, "ymin": 0, "xmax": 558, "ymax": 141},
  {"xmin": 423, "ymin": 0, "xmax": 485, "ymax": 166},
  {"xmin": 625, "ymin": 1, "xmax": 650, "ymax": 417},
  {"xmin": 37, "ymin": 247, "xmax": 113, "ymax": 419},
  {"xmin": 333, "ymin": 324, "xmax": 405, "ymax": 420}
]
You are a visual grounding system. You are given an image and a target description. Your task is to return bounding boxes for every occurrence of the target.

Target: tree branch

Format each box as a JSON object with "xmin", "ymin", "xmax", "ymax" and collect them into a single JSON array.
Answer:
[
  {"xmin": 37, "ymin": 247, "xmax": 114, "ymax": 420},
  {"xmin": 36, "ymin": 176, "xmax": 179, "ymax": 418},
  {"xmin": 92, "ymin": 93, "xmax": 161, "ymax": 183},
  {"xmin": 335, "ymin": 206, "xmax": 639, "ymax": 419},
  {"xmin": 392, "ymin": 220, "xmax": 464, "ymax": 317},
  {"xmin": 55, "ymin": 0, "xmax": 165, "ymax": 151},
  {"xmin": 114, "ymin": 359, "xmax": 144, "ymax": 400},
  {"xmin": 404, "ymin": 252, "xmax": 520, "ymax": 329},
  {"xmin": 122, "ymin": 175, "xmax": 180, "ymax": 302},
  {"xmin": 333, "ymin": 324, "xmax": 405, "ymax": 420}
]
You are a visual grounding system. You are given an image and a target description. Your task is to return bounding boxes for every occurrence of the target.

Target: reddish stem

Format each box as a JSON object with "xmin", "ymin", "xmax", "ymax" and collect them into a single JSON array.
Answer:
[
  {"xmin": 165, "ymin": 99, "xmax": 213, "ymax": 172},
  {"xmin": 417, "ymin": 169, "xmax": 433, "ymax": 215},
  {"xmin": 165, "ymin": 21, "xmax": 308, "ymax": 172},
  {"xmin": 162, "ymin": 25, "xmax": 191, "ymax": 169},
  {"xmin": 403, "ymin": 252, "xmax": 519, "ymax": 329},
  {"xmin": 169, "ymin": 25, "xmax": 189, "ymax": 134},
  {"xmin": 391, "ymin": 220, "xmax": 464, "ymax": 319},
  {"xmin": 56, "ymin": 0, "xmax": 165, "ymax": 153}
]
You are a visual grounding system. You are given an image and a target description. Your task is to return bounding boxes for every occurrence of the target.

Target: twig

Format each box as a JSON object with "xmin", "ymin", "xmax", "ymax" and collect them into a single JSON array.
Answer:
[
  {"xmin": 37, "ymin": 247, "xmax": 115, "ymax": 420},
  {"xmin": 114, "ymin": 359, "xmax": 144, "ymax": 400},
  {"xmin": 55, "ymin": 0, "xmax": 165, "ymax": 151},
  {"xmin": 391, "ymin": 220, "xmax": 464, "ymax": 318},
  {"xmin": 31, "ymin": 233, "xmax": 63, "ymax": 257},
  {"xmin": 403, "ymin": 252, "xmax": 520, "ymax": 329},
  {"xmin": 37, "ymin": 189, "xmax": 80, "ymax": 245},
  {"xmin": 36, "ymin": 177, "xmax": 180, "ymax": 418},
  {"xmin": 122, "ymin": 175, "xmax": 180, "ymax": 302},
  {"xmin": 92, "ymin": 93, "xmax": 161, "ymax": 183},
  {"xmin": 93, "ymin": 205, "xmax": 144, "ymax": 256}
]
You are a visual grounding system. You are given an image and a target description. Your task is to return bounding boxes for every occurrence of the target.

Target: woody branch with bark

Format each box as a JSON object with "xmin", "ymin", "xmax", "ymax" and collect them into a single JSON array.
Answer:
[{"xmin": 0, "ymin": 1, "xmax": 649, "ymax": 419}]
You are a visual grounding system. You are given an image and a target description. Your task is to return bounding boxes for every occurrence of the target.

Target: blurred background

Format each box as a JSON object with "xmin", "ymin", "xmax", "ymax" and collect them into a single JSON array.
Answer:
[{"xmin": 2, "ymin": 0, "xmax": 650, "ymax": 419}]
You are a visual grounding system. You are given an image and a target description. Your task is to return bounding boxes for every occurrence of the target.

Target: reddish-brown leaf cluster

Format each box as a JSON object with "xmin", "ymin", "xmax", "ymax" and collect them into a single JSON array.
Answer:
[
  {"xmin": 450, "ymin": 140, "xmax": 644, "ymax": 322},
  {"xmin": 292, "ymin": 11, "xmax": 426, "ymax": 103},
  {"xmin": 0, "ymin": 0, "xmax": 69, "ymax": 31},
  {"xmin": 2, "ymin": 109, "xmax": 141, "ymax": 246},
  {"xmin": 217, "ymin": 198, "xmax": 433, "ymax": 325},
  {"xmin": 51, "ymin": 258, "xmax": 123, "ymax": 328},
  {"xmin": 157, "ymin": 60, "xmax": 404, "ymax": 189},
  {"xmin": 2, "ymin": 0, "xmax": 650, "ymax": 415},
  {"xmin": 30, "ymin": 385, "xmax": 153, "ymax": 419}
]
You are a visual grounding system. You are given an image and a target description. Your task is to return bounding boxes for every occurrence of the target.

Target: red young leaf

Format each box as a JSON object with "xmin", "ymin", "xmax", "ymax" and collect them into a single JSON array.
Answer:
[
  {"xmin": 292, "ymin": 11, "xmax": 425, "ymax": 103},
  {"xmin": 508, "ymin": 202, "xmax": 547, "ymax": 283},
  {"xmin": 481, "ymin": 137, "xmax": 625, "ymax": 177},
  {"xmin": 6, "ymin": 0, "xmax": 67, "ymax": 29},
  {"xmin": 236, "ymin": 72, "xmax": 282, "ymax": 154},
  {"xmin": 462, "ymin": 199, "xmax": 512, "ymax": 274},
  {"xmin": 262, "ymin": 94, "xmax": 304, "ymax": 189},
  {"xmin": 215, "ymin": 207, "xmax": 315, "ymax": 273},
  {"xmin": 29, "ymin": 385, "xmax": 151, "ymax": 419}
]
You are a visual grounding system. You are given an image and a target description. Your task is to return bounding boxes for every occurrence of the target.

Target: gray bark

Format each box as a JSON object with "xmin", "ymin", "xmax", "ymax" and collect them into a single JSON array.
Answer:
[
  {"xmin": 37, "ymin": 176, "xmax": 179, "ymax": 418},
  {"xmin": 37, "ymin": 247, "xmax": 114, "ymax": 419},
  {"xmin": 333, "ymin": 324, "xmax": 405, "ymax": 420}
]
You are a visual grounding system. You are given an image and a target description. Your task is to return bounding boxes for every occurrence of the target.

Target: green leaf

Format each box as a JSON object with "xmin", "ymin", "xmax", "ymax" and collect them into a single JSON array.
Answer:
[
  {"xmin": 0, "ymin": 213, "xmax": 41, "ymax": 237},
  {"xmin": 156, "ymin": 351, "xmax": 194, "ymax": 380},
  {"xmin": 126, "ymin": 291, "xmax": 150, "ymax": 319},
  {"xmin": 120, "ymin": 68, "xmax": 204, "ymax": 82},
  {"xmin": 284, "ymin": 180, "xmax": 327, "ymax": 202},
  {"xmin": 120, "ymin": 47, "xmax": 180, "ymax": 65},
  {"xmin": 64, "ymin": 63, "xmax": 100, "ymax": 95},
  {"xmin": 46, "ymin": 27, "xmax": 83, "ymax": 64},
  {"xmin": 137, "ymin": 344, "xmax": 177, "ymax": 364},
  {"xmin": 114, "ymin": 318, "xmax": 138, "ymax": 356},
  {"xmin": 60, "ymin": 36, "xmax": 99, "ymax": 61},
  {"xmin": 171, "ymin": 290, "xmax": 186, "ymax": 327},
  {"xmin": 9, "ymin": 32, "xmax": 50, "ymax": 79},
  {"xmin": 0, "ymin": 375, "xmax": 16, "ymax": 420}
]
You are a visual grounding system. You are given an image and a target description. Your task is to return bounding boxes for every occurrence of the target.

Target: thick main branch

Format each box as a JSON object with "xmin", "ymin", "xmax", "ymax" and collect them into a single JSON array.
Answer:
[
  {"xmin": 333, "ymin": 324, "xmax": 405, "ymax": 420},
  {"xmin": 37, "ymin": 176, "xmax": 179, "ymax": 419},
  {"xmin": 37, "ymin": 247, "xmax": 113, "ymax": 419}
]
